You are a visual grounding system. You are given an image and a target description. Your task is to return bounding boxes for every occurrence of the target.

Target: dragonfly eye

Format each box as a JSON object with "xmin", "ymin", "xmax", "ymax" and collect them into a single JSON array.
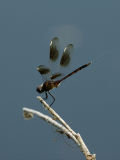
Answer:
[{"xmin": 36, "ymin": 84, "xmax": 43, "ymax": 93}]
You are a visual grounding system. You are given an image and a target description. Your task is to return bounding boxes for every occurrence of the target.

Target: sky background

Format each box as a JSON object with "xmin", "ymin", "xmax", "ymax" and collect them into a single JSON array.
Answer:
[{"xmin": 0, "ymin": 0, "xmax": 120, "ymax": 160}]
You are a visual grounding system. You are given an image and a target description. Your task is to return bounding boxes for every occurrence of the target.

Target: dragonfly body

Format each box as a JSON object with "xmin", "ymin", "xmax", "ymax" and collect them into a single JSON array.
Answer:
[
  {"xmin": 36, "ymin": 37, "xmax": 91, "ymax": 106},
  {"xmin": 37, "ymin": 80, "xmax": 60, "ymax": 93}
]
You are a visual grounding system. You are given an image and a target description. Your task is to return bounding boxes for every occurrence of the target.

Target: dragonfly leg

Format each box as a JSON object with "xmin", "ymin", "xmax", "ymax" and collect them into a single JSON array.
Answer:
[
  {"xmin": 48, "ymin": 91, "xmax": 55, "ymax": 106},
  {"xmin": 43, "ymin": 92, "xmax": 48, "ymax": 100}
]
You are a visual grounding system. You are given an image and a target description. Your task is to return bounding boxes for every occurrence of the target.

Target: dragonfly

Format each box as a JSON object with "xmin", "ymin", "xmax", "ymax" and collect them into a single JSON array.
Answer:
[{"xmin": 36, "ymin": 37, "xmax": 91, "ymax": 106}]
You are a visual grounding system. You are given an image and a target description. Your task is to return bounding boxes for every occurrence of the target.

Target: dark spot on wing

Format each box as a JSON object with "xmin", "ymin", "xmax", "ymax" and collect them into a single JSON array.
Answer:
[{"xmin": 37, "ymin": 65, "xmax": 50, "ymax": 74}]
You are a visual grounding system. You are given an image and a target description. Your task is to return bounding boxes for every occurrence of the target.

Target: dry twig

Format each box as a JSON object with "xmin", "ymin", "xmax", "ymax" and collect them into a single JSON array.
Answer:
[{"xmin": 23, "ymin": 96, "xmax": 96, "ymax": 160}]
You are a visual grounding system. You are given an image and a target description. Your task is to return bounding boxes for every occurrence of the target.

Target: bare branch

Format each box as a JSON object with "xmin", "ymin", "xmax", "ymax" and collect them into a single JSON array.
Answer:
[
  {"xmin": 23, "ymin": 107, "xmax": 80, "ymax": 146},
  {"xmin": 22, "ymin": 97, "xmax": 96, "ymax": 160},
  {"xmin": 37, "ymin": 96, "xmax": 76, "ymax": 136}
]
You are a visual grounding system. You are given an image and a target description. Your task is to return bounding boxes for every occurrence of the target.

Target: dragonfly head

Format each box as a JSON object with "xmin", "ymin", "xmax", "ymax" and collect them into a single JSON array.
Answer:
[{"xmin": 36, "ymin": 84, "xmax": 43, "ymax": 93}]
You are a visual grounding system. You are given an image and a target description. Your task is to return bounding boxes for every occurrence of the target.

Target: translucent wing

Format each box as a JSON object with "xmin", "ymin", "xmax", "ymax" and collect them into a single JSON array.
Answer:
[
  {"xmin": 37, "ymin": 65, "xmax": 50, "ymax": 75},
  {"xmin": 37, "ymin": 65, "xmax": 51, "ymax": 81},
  {"xmin": 50, "ymin": 37, "xmax": 59, "ymax": 61},
  {"xmin": 60, "ymin": 44, "xmax": 74, "ymax": 67},
  {"xmin": 50, "ymin": 43, "xmax": 74, "ymax": 80},
  {"xmin": 49, "ymin": 37, "xmax": 63, "ymax": 80},
  {"xmin": 50, "ymin": 72, "xmax": 63, "ymax": 80},
  {"xmin": 37, "ymin": 38, "xmax": 74, "ymax": 81},
  {"xmin": 37, "ymin": 65, "xmax": 63, "ymax": 80}
]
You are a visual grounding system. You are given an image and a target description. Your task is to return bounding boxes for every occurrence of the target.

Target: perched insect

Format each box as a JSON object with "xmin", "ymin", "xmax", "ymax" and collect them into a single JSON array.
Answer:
[{"xmin": 37, "ymin": 37, "xmax": 91, "ymax": 106}]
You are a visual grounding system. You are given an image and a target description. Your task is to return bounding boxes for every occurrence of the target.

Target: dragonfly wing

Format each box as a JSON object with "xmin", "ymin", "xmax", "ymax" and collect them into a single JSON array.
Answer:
[
  {"xmin": 37, "ymin": 65, "xmax": 50, "ymax": 74},
  {"xmin": 50, "ymin": 37, "xmax": 59, "ymax": 61},
  {"xmin": 50, "ymin": 43, "xmax": 74, "ymax": 80},
  {"xmin": 50, "ymin": 72, "xmax": 63, "ymax": 80},
  {"xmin": 60, "ymin": 44, "xmax": 74, "ymax": 67},
  {"xmin": 37, "ymin": 65, "xmax": 51, "ymax": 80}
]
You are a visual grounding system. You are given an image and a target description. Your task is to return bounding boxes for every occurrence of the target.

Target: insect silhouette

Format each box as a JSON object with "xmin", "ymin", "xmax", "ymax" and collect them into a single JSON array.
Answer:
[{"xmin": 36, "ymin": 37, "xmax": 91, "ymax": 106}]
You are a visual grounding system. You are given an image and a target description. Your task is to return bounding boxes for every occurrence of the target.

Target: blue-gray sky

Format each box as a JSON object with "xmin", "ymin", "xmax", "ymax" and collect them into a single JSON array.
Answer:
[{"xmin": 0, "ymin": 0, "xmax": 120, "ymax": 160}]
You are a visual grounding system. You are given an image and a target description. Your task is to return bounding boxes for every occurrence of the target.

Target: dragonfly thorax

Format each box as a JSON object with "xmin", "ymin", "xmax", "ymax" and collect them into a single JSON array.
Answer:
[{"xmin": 36, "ymin": 80, "xmax": 60, "ymax": 93}]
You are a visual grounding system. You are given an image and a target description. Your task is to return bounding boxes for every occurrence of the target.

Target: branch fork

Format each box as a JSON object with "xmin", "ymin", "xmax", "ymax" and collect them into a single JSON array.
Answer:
[{"xmin": 23, "ymin": 96, "xmax": 96, "ymax": 160}]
